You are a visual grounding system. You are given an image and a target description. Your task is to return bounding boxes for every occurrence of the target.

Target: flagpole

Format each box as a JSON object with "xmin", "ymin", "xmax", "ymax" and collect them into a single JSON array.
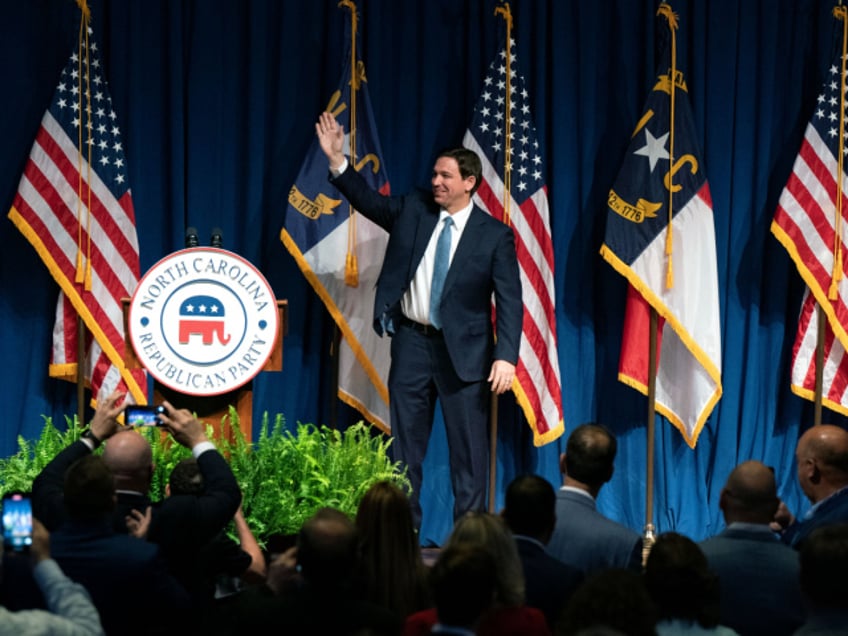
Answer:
[
  {"xmin": 487, "ymin": 0, "xmax": 514, "ymax": 514},
  {"xmin": 76, "ymin": 316, "xmax": 86, "ymax": 426},
  {"xmin": 814, "ymin": 304, "xmax": 825, "ymax": 427},
  {"xmin": 643, "ymin": 308, "xmax": 658, "ymax": 565}
]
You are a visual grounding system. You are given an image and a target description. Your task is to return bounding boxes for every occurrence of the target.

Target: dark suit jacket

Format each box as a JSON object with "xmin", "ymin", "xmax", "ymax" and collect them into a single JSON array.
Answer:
[
  {"xmin": 700, "ymin": 525, "xmax": 804, "ymax": 636},
  {"xmin": 782, "ymin": 487, "xmax": 848, "ymax": 548},
  {"xmin": 547, "ymin": 488, "xmax": 642, "ymax": 576},
  {"xmin": 514, "ymin": 535, "xmax": 583, "ymax": 628},
  {"xmin": 32, "ymin": 438, "xmax": 242, "ymax": 603},
  {"xmin": 50, "ymin": 517, "xmax": 191, "ymax": 636},
  {"xmin": 331, "ymin": 165, "xmax": 523, "ymax": 382}
]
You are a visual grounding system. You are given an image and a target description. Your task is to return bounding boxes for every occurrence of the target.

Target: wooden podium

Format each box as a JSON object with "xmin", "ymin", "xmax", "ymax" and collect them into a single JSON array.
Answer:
[{"xmin": 122, "ymin": 298, "xmax": 287, "ymax": 442}]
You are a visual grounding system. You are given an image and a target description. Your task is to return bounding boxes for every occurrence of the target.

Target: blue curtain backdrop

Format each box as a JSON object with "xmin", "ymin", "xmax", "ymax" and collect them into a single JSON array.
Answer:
[{"xmin": 1, "ymin": 0, "xmax": 842, "ymax": 545}]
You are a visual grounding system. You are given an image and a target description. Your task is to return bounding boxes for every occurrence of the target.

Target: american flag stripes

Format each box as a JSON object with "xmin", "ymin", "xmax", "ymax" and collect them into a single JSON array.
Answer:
[
  {"xmin": 8, "ymin": 27, "xmax": 146, "ymax": 405},
  {"xmin": 463, "ymin": 38, "xmax": 564, "ymax": 446},
  {"xmin": 773, "ymin": 56, "xmax": 848, "ymax": 414}
]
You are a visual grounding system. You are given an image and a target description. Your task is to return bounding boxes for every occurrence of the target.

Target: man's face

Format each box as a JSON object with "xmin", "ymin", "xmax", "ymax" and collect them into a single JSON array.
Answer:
[
  {"xmin": 431, "ymin": 156, "xmax": 475, "ymax": 213},
  {"xmin": 796, "ymin": 439, "xmax": 816, "ymax": 502}
]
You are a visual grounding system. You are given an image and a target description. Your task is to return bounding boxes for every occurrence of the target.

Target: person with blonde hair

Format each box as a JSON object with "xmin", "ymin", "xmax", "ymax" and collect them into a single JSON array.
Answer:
[{"xmin": 403, "ymin": 512, "xmax": 550, "ymax": 636}]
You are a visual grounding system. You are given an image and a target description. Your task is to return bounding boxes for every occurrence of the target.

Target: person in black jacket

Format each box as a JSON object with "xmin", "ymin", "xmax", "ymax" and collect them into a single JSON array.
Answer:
[{"xmin": 32, "ymin": 392, "xmax": 242, "ymax": 600}]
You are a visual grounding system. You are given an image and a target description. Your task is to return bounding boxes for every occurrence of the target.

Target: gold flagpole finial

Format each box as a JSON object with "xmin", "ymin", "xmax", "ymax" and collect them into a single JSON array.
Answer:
[
  {"xmin": 657, "ymin": 2, "xmax": 679, "ymax": 30},
  {"xmin": 494, "ymin": 2, "xmax": 513, "ymax": 29},
  {"xmin": 75, "ymin": 0, "xmax": 91, "ymax": 21}
]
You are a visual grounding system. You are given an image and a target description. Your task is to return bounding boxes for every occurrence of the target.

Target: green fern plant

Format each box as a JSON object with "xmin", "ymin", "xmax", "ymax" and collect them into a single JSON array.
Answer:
[{"xmin": 0, "ymin": 409, "xmax": 409, "ymax": 546}]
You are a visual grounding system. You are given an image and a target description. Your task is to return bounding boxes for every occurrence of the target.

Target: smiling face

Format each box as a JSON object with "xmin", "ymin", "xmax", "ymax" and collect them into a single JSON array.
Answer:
[{"xmin": 431, "ymin": 156, "xmax": 476, "ymax": 213}]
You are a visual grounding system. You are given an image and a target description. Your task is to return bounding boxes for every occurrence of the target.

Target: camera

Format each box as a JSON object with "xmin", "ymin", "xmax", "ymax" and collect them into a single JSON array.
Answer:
[
  {"xmin": 2, "ymin": 492, "xmax": 33, "ymax": 553},
  {"xmin": 125, "ymin": 404, "xmax": 166, "ymax": 427}
]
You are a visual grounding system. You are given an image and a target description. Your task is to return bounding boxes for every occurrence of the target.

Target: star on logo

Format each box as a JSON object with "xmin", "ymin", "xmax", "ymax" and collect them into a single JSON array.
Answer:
[{"xmin": 634, "ymin": 128, "xmax": 670, "ymax": 172}]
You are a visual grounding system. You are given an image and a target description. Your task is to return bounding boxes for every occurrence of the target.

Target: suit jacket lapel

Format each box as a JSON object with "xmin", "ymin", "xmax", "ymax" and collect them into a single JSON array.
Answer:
[
  {"xmin": 410, "ymin": 208, "xmax": 440, "ymax": 279},
  {"xmin": 443, "ymin": 206, "xmax": 485, "ymax": 293}
]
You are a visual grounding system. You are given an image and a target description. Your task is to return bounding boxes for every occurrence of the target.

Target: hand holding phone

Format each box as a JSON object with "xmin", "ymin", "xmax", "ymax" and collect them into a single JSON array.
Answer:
[
  {"xmin": 2, "ymin": 492, "xmax": 33, "ymax": 553},
  {"xmin": 124, "ymin": 404, "xmax": 166, "ymax": 427}
]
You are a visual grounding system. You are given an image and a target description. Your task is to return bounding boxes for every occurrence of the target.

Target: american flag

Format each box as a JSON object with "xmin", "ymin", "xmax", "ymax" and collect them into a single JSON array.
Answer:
[
  {"xmin": 8, "ymin": 26, "xmax": 146, "ymax": 406},
  {"xmin": 600, "ymin": 7, "xmax": 722, "ymax": 448},
  {"xmin": 463, "ymin": 38, "xmax": 564, "ymax": 446},
  {"xmin": 773, "ymin": 56, "xmax": 848, "ymax": 414}
]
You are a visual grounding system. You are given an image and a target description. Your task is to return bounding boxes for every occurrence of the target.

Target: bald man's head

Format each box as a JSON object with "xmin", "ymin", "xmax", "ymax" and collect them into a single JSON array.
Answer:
[
  {"xmin": 720, "ymin": 460, "xmax": 778, "ymax": 524},
  {"xmin": 796, "ymin": 425, "xmax": 848, "ymax": 503},
  {"xmin": 101, "ymin": 429, "xmax": 153, "ymax": 492}
]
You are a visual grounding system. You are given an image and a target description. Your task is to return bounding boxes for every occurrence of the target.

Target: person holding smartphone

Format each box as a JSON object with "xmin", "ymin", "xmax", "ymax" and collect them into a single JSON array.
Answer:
[
  {"xmin": 0, "ymin": 516, "xmax": 104, "ymax": 635},
  {"xmin": 31, "ymin": 392, "xmax": 242, "ymax": 606}
]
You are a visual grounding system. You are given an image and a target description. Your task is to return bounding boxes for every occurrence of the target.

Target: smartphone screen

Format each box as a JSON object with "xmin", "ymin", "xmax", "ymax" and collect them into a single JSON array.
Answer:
[
  {"xmin": 2, "ymin": 492, "xmax": 33, "ymax": 552},
  {"xmin": 125, "ymin": 405, "xmax": 165, "ymax": 427}
]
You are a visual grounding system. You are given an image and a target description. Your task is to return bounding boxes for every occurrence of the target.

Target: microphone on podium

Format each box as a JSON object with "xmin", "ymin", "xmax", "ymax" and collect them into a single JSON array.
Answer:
[
  {"xmin": 210, "ymin": 228, "xmax": 224, "ymax": 249},
  {"xmin": 185, "ymin": 227, "xmax": 199, "ymax": 248}
]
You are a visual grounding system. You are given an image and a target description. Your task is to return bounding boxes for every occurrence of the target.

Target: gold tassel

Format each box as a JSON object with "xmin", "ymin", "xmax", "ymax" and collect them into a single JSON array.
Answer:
[{"xmin": 345, "ymin": 252, "xmax": 359, "ymax": 287}]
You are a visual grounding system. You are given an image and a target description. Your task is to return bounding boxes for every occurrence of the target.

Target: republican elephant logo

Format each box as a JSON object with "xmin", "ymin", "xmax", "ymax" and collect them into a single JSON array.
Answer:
[{"xmin": 178, "ymin": 294, "xmax": 231, "ymax": 345}]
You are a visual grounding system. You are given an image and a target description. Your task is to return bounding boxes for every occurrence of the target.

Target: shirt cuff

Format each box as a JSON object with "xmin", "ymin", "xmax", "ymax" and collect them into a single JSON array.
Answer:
[
  {"xmin": 330, "ymin": 156, "xmax": 349, "ymax": 177},
  {"xmin": 192, "ymin": 440, "xmax": 217, "ymax": 458}
]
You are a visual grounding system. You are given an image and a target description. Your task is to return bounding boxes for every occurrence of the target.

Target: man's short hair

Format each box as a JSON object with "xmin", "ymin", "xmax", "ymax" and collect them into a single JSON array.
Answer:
[
  {"xmin": 64, "ymin": 454, "xmax": 115, "ymax": 520},
  {"xmin": 297, "ymin": 507, "xmax": 359, "ymax": 588},
  {"xmin": 565, "ymin": 423, "xmax": 617, "ymax": 486},
  {"xmin": 799, "ymin": 523, "xmax": 848, "ymax": 610},
  {"xmin": 168, "ymin": 458, "xmax": 204, "ymax": 496},
  {"xmin": 436, "ymin": 147, "xmax": 483, "ymax": 195},
  {"xmin": 502, "ymin": 474, "xmax": 556, "ymax": 538}
]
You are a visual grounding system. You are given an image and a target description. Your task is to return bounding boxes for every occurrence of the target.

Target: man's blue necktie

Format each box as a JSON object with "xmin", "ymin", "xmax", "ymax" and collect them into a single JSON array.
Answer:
[{"xmin": 429, "ymin": 217, "xmax": 454, "ymax": 329}]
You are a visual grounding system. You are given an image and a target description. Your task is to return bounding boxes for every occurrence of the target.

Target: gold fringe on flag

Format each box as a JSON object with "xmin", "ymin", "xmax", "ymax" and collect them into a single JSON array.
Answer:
[
  {"xmin": 830, "ymin": 5, "xmax": 848, "ymax": 300},
  {"xmin": 340, "ymin": 0, "xmax": 360, "ymax": 287},
  {"xmin": 495, "ymin": 2, "xmax": 514, "ymax": 227},
  {"xmin": 75, "ymin": 0, "xmax": 93, "ymax": 290},
  {"xmin": 657, "ymin": 2, "xmax": 679, "ymax": 290}
]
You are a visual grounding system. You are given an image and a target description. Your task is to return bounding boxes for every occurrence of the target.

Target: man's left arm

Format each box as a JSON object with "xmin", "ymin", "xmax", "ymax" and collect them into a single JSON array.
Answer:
[{"xmin": 489, "ymin": 226, "xmax": 523, "ymax": 394}]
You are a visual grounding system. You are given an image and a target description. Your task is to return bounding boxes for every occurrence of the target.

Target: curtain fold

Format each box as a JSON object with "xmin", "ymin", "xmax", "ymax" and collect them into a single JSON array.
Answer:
[{"xmin": 0, "ymin": 0, "xmax": 839, "ymax": 544}]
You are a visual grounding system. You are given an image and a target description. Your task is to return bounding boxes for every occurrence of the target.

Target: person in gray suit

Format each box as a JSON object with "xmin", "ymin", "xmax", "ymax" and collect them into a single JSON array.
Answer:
[
  {"xmin": 699, "ymin": 460, "xmax": 804, "ymax": 636},
  {"xmin": 546, "ymin": 423, "xmax": 641, "ymax": 576}
]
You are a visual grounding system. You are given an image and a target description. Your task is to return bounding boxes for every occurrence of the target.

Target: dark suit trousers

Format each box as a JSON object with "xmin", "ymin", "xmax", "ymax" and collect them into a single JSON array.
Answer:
[{"xmin": 389, "ymin": 321, "xmax": 490, "ymax": 527}]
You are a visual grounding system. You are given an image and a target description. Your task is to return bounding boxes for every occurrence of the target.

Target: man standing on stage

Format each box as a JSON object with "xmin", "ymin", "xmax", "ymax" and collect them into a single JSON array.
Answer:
[{"xmin": 315, "ymin": 112, "xmax": 522, "ymax": 528}]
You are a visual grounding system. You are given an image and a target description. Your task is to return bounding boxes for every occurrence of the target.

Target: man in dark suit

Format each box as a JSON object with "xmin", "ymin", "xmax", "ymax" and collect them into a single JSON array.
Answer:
[
  {"xmin": 32, "ymin": 392, "xmax": 242, "ymax": 595},
  {"xmin": 501, "ymin": 474, "xmax": 583, "ymax": 628},
  {"xmin": 699, "ymin": 460, "xmax": 804, "ymax": 636},
  {"xmin": 781, "ymin": 424, "xmax": 848, "ymax": 549},
  {"xmin": 315, "ymin": 112, "xmax": 523, "ymax": 527},
  {"xmin": 547, "ymin": 423, "xmax": 642, "ymax": 576},
  {"xmin": 50, "ymin": 453, "xmax": 191, "ymax": 635}
]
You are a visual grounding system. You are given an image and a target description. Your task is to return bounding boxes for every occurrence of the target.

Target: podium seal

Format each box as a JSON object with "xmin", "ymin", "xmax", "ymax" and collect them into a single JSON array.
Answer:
[{"xmin": 128, "ymin": 247, "xmax": 279, "ymax": 396}]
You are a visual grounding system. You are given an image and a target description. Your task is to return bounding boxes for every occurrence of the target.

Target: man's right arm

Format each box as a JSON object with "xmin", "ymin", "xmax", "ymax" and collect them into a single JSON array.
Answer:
[{"xmin": 32, "ymin": 442, "xmax": 91, "ymax": 532}]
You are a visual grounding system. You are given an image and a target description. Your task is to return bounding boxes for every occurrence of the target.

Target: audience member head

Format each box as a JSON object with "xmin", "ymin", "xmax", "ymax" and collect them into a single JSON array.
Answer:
[
  {"xmin": 297, "ymin": 507, "xmax": 359, "ymax": 590},
  {"xmin": 561, "ymin": 423, "xmax": 617, "ymax": 495},
  {"xmin": 644, "ymin": 532, "xmax": 720, "ymax": 629},
  {"xmin": 799, "ymin": 522, "xmax": 848, "ymax": 611},
  {"xmin": 502, "ymin": 473, "xmax": 557, "ymax": 543},
  {"xmin": 355, "ymin": 480, "xmax": 427, "ymax": 617},
  {"xmin": 101, "ymin": 429, "xmax": 153, "ymax": 494},
  {"xmin": 718, "ymin": 460, "xmax": 779, "ymax": 525},
  {"xmin": 167, "ymin": 458, "xmax": 203, "ymax": 497},
  {"xmin": 557, "ymin": 568, "xmax": 656, "ymax": 636},
  {"xmin": 430, "ymin": 543, "xmax": 496, "ymax": 630},
  {"xmin": 63, "ymin": 455, "xmax": 116, "ymax": 521},
  {"xmin": 795, "ymin": 424, "xmax": 848, "ymax": 504},
  {"xmin": 443, "ymin": 511, "xmax": 525, "ymax": 607}
]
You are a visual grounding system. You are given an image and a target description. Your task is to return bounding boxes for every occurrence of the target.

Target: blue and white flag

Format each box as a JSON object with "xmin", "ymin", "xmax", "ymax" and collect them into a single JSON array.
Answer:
[
  {"xmin": 600, "ymin": 3, "xmax": 722, "ymax": 448},
  {"xmin": 281, "ymin": 9, "xmax": 391, "ymax": 431}
]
